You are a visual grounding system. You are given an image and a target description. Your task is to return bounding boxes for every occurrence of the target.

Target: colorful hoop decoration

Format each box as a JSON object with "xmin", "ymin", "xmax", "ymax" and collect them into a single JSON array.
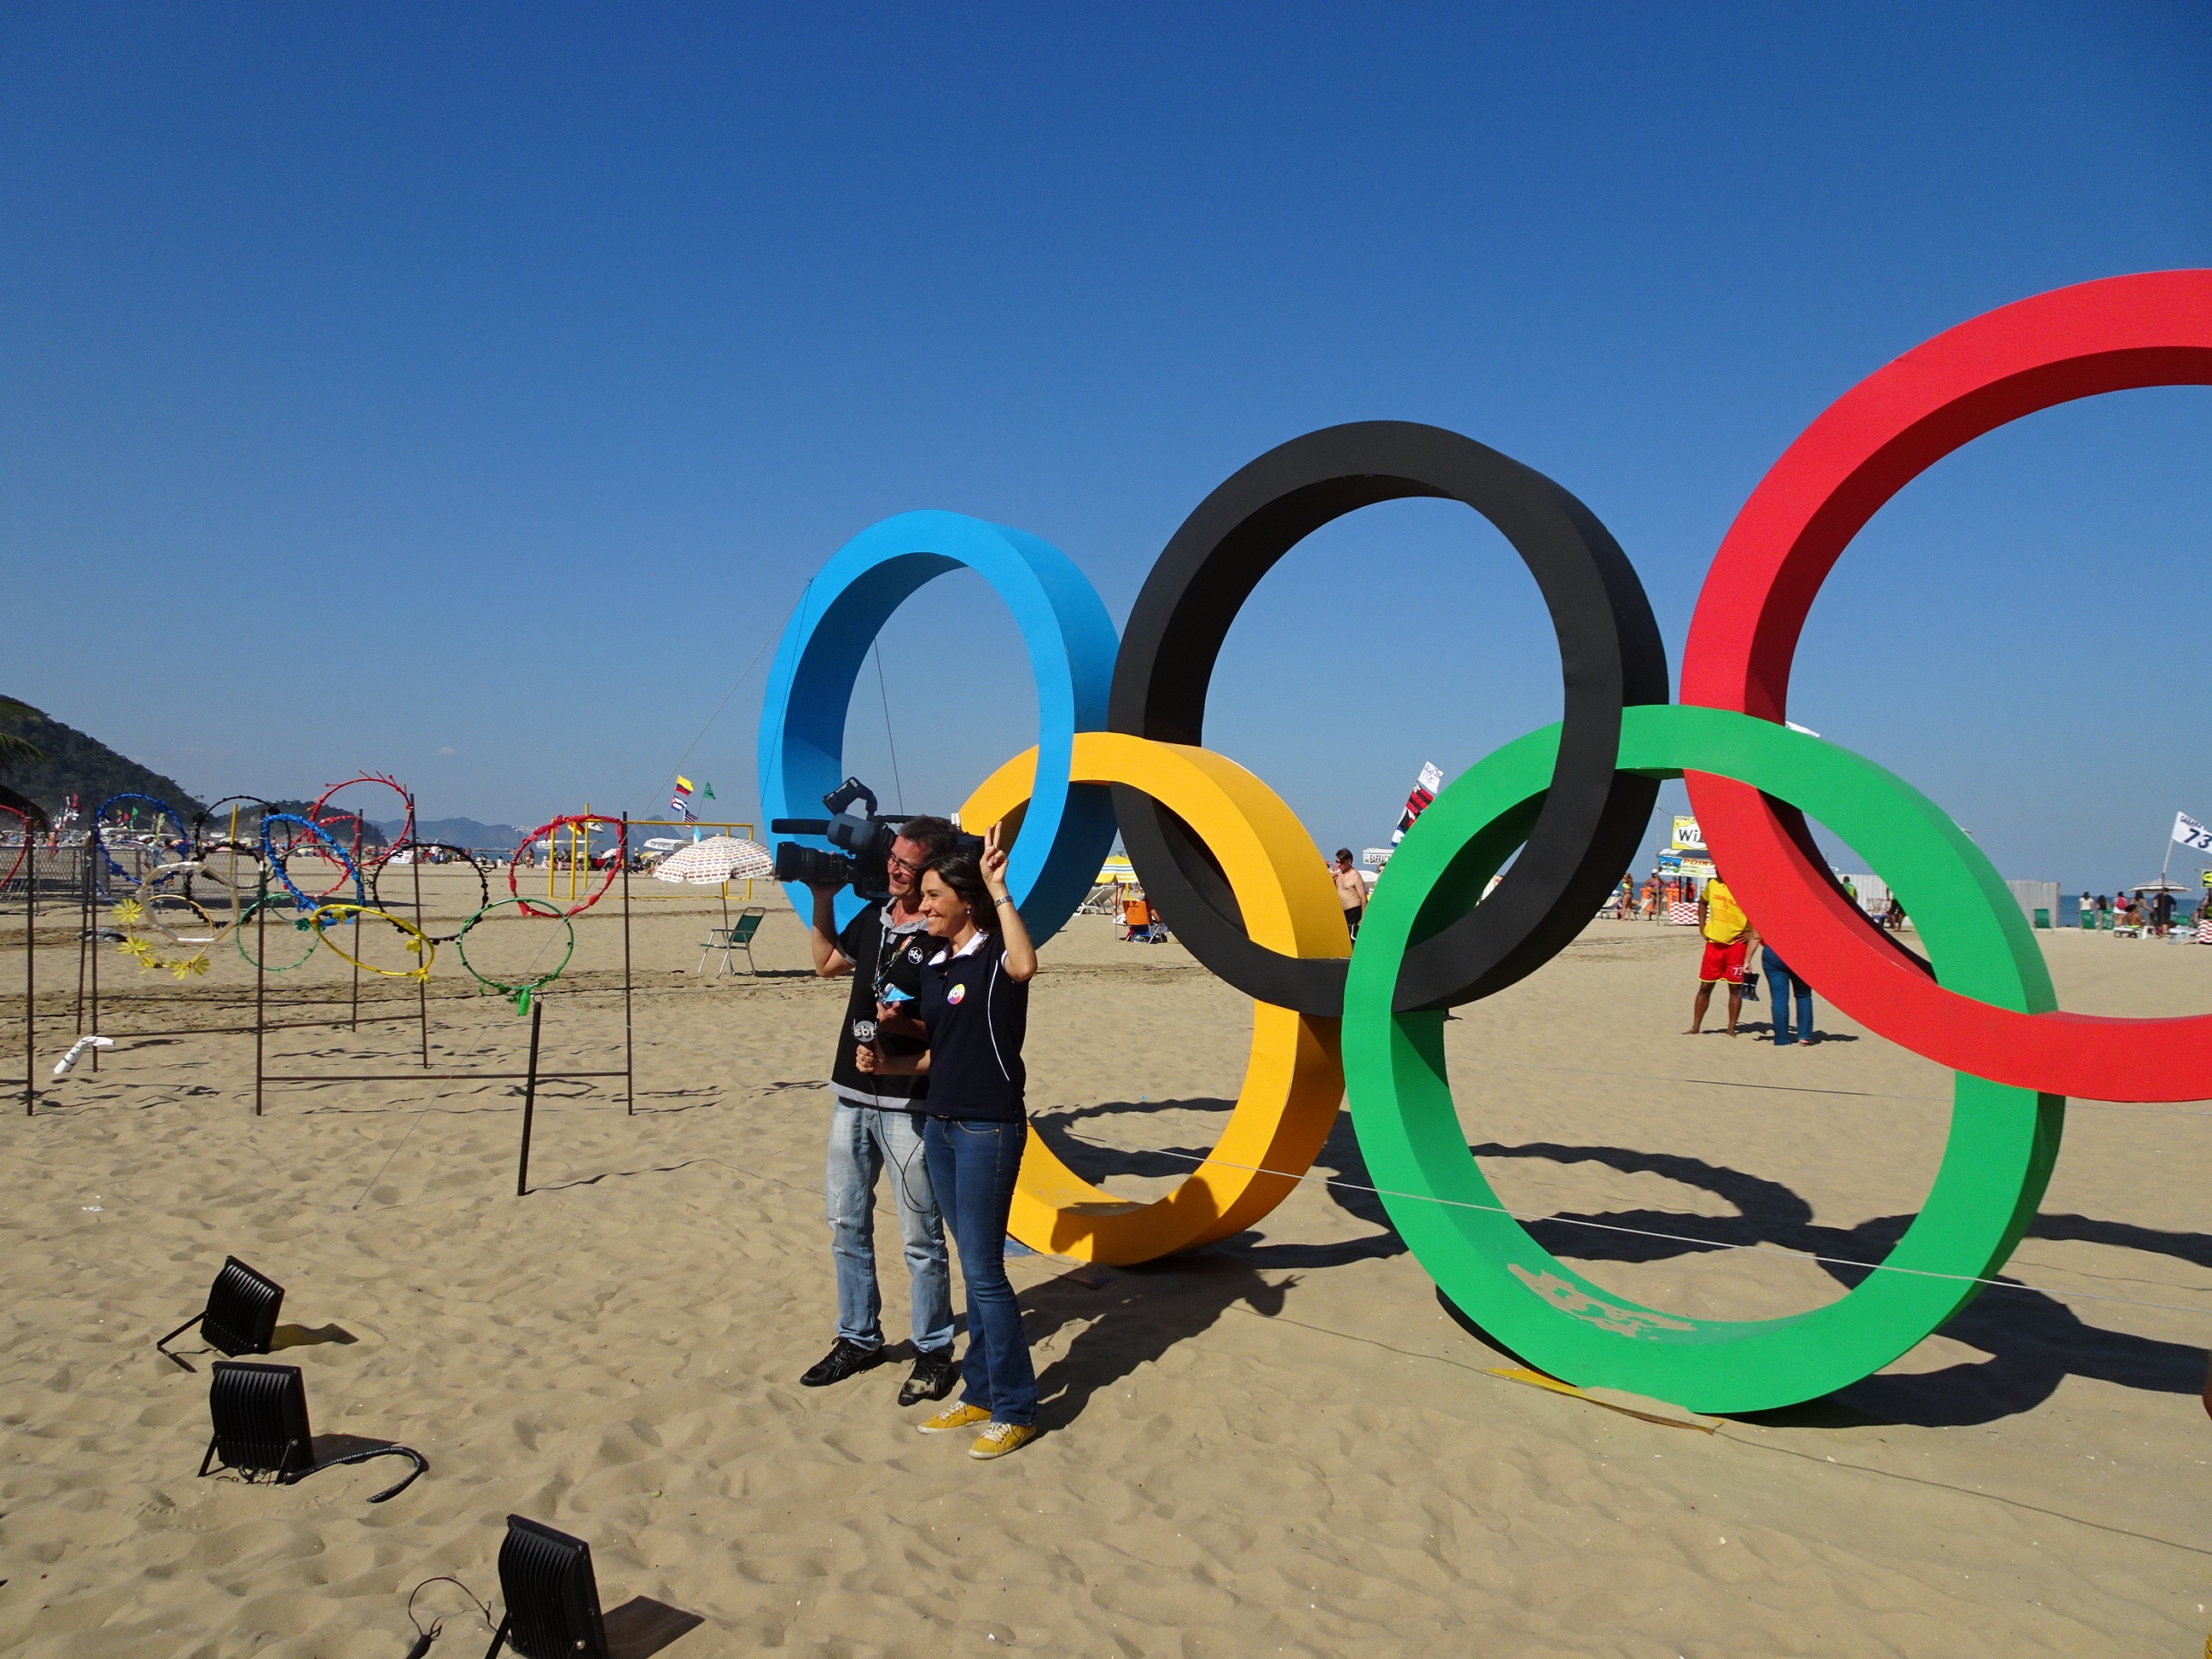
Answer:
[
  {"xmin": 757, "ymin": 510, "xmax": 1119, "ymax": 940},
  {"xmin": 110, "ymin": 880, "xmax": 222, "ymax": 980},
  {"xmin": 456, "ymin": 897, "xmax": 577, "ymax": 1013},
  {"xmin": 235, "ymin": 894, "xmax": 323, "ymax": 973},
  {"xmin": 189, "ymin": 795, "xmax": 274, "ymax": 848},
  {"xmin": 506, "ymin": 816, "xmax": 624, "ymax": 918},
  {"xmin": 305, "ymin": 903, "xmax": 437, "ymax": 981},
  {"xmin": 370, "ymin": 841, "xmax": 491, "ymax": 942},
  {"xmin": 0, "ymin": 802, "xmax": 32, "ymax": 891},
  {"xmin": 309, "ymin": 773, "xmax": 415, "ymax": 865},
  {"xmin": 260, "ymin": 813, "xmax": 365, "ymax": 917},
  {"xmin": 962, "ymin": 732, "xmax": 1348, "ymax": 1263},
  {"xmin": 1679, "ymin": 268, "xmax": 2212, "ymax": 1103},
  {"xmin": 182, "ymin": 840, "xmax": 267, "ymax": 918},
  {"xmin": 92, "ymin": 793, "xmax": 190, "ymax": 882}
]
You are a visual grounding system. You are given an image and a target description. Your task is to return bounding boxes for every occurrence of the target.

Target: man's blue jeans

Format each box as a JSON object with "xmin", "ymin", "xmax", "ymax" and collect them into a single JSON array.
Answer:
[
  {"xmin": 825, "ymin": 1102, "xmax": 953, "ymax": 1354},
  {"xmin": 1761, "ymin": 947, "xmax": 1816, "ymax": 1045},
  {"xmin": 922, "ymin": 1115, "xmax": 1038, "ymax": 1426}
]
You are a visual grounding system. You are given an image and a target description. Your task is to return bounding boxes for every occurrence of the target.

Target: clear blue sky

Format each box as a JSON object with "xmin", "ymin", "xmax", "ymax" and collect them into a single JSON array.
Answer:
[{"xmin": 5, "ymin": 4, "xmax": 2207, "ymax": 893}]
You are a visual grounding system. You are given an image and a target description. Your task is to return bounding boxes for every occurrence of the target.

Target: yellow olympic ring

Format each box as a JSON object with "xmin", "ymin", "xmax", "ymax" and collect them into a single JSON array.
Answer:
[
  {"xmin": 306, "ymin": 903, "xmax": 437, "ymax": 981},
  {"xmin": 961, "ymin": 731, "xmax": 1347, "ymax": 1264}
]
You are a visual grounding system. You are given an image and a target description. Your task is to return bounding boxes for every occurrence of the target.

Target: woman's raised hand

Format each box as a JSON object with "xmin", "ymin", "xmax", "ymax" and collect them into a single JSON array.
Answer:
[{"xmin": 981, "ymin": 823, "xmax": 1010, "ymax": 894}]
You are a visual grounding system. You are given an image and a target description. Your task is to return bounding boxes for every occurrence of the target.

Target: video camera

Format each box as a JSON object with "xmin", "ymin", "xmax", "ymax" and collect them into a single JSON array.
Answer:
[{"xmin": 771, "ymin": 777, "xmax": 908, "ymax": 901}]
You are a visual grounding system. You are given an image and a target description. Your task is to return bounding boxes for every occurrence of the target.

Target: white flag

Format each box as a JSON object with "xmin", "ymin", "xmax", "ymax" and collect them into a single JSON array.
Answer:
[{"xmin": 2174, "ymin": 812, "xmax": 2212, "ymax": 852}]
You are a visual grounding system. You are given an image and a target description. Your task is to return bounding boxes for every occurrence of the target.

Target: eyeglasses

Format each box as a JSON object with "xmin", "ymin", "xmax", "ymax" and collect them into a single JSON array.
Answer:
[{"xmin": 887, "ymin": 851, "xmax": 925, "ymax": 876}]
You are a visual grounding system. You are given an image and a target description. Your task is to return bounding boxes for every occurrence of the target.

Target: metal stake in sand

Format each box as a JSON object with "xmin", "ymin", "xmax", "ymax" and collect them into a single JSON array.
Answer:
[
  {"xmin": 86, "ymin": 830, "xmax": 99, "ymax": 1074},
  {"xmin": 253, "ymin": 870, "xmax": 268, "ymax": 1117},
  {"xmin": 411, "ymin": 847, "xmax": 428, "ymax": 1068},
  {"xmin": 515, "ymin": 995, "xmax": 544, "ymax": 1196},
  {"xmin": 620, "ymin": 815, "xmax": 635, "ymax": 1115},
  {"xmin": 22, "ymin": 834, "xmax": 34, "ymax": 1115},
  {"xmin": 72, "ymin": 838, "xmax": 88, "ymax": 1039}
]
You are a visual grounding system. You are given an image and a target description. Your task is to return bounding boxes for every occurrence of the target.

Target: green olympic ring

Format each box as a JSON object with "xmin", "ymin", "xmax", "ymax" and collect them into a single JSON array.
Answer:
[{"xmin": 1344, "ymin": 705, "xmax": 2064, "ymax": 1415}]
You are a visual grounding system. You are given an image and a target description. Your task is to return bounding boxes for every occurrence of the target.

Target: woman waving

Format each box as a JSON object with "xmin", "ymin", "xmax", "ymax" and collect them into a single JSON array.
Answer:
[{"xmin": 858, "ymin": 824, "xmax": 1040, "ymax": 1458}]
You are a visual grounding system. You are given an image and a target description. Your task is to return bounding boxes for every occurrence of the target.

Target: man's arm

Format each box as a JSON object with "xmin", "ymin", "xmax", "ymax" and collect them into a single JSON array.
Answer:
[{"xmin": 810, "ymin": 885, "xmax": 854, "ymax": 978}]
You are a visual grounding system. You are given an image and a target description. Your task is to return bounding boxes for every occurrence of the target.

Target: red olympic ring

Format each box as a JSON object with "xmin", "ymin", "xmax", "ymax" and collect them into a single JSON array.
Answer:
[
  {"xmin": 1681, "ymin": 269, "xmax": 2212, "ymax": 1102},
  {"xmin": 507, "ymin": 814, "xmax": 625, "ymax": 917}
]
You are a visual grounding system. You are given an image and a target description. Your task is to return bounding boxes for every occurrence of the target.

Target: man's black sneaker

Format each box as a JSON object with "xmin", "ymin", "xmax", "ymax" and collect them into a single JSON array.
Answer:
[
  {"xmin": 899, "ymin": 1348, "xmax": 959, "ymax": 1406},
  {"xmin": 800, "ymin": 1339, "xmax": 886, "ymax": 1388}
]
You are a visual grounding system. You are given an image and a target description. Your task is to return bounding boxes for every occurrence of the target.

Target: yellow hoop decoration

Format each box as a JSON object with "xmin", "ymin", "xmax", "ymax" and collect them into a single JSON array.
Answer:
[
  {"xmin": 305, "ymin": 903, "xmax": 437, "ymax": 981},
  {"xmin": 960, "ymin": 731, "xmax": 1347, "ymax": 1265}
]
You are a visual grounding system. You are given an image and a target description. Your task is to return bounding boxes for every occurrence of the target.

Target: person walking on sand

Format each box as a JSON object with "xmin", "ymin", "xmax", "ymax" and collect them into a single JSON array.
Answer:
[
  {"xmin": 858, "ymin": 827, "xmax": 1043, "ymax": 1461},
  {"xmin": 1686, "ymin": 871, "xmax": 1759, "ymax": 1036},
  {"xmin": 1334, "ymin": 849, "xmax": 1368, "ymax": 940}
]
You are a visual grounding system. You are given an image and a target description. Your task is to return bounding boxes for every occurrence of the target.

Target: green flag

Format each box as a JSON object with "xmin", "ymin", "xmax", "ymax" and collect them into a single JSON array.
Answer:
[{"xmin": 702, "ymin": 781, "xmax": 715, "ymax": 800}]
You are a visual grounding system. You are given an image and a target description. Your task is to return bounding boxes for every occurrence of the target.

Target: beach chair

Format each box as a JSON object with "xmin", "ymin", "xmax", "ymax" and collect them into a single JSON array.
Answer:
[
  {"xmin": 1121, "ymin": 897, "xmax": 1167, "ymax": 944},
  {"xmin": 699, "ymin": 907, "xmax": 766, "ymax": 976}
]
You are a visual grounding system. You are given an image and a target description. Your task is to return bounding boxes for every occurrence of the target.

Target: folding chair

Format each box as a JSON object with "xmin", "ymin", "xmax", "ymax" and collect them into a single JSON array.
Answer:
[
  {"xmin": 698, "ymin": 907, "xmax": 766, "ymax": 975},
  {"xmin": 1120, "ymin": 897, "xmax": 1167, "ymax": 944}
]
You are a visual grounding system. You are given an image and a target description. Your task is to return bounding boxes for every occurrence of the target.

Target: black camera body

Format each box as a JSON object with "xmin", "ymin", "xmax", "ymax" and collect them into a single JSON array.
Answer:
[{"xmin": 772, "ymin": 777, "xmax": 903, "ymax": 901}]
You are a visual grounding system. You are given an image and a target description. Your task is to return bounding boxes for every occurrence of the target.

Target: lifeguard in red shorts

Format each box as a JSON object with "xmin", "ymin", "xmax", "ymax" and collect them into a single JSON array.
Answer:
[{"xmin": 1685, "ymin": 871, "xmax": 1761, "ymax": 1037}]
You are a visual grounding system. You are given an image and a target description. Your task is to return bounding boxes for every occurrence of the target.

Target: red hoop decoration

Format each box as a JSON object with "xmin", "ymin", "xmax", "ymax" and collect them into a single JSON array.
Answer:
[
  {"xmin": 305, "ymin": 773, "xmax": 416, "ymax": 894},
  {"xmin": 1679, "ymin": 268, "xmax": 2212, "ymax": 1102},
  {"xmin": 507, "ymin": 815, "xmax": 625, "ymax": 917},
  {"xmin": 0, "ymin": 802, "xmax": 32, "ymax": 890}
]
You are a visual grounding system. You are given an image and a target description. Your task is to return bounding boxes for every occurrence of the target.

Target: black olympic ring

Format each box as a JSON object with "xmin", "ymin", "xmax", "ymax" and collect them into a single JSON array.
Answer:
[{"xmin": 1109, "ymin": 421, "xmax": 1670, "ymax": 1015}]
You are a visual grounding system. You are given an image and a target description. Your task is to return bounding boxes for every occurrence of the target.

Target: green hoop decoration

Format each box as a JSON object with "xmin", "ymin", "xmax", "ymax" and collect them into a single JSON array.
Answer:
[
  {"xmin": 455, "ymin": 897, "xmax": 576, "ymax": 1014},
  {"xmin": 1342, "ymin": 705, "xmax": 2064, "ymax": 1414},
  {"xmin": 235, "ymin": 893, "xmax": 324, "ymax": 973}
]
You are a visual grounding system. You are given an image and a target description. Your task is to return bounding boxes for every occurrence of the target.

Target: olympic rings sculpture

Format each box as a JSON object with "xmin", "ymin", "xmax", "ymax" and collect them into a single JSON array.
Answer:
[{"xmin": 762, "ymin": 269, "xmax": 2212, "ymax": 1411}]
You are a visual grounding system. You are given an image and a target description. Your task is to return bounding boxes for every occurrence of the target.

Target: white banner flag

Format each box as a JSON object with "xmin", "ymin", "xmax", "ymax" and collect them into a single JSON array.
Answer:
[{"xmin": 2174, "ymin": 812, "xmax": 2212, "ymax": 852}]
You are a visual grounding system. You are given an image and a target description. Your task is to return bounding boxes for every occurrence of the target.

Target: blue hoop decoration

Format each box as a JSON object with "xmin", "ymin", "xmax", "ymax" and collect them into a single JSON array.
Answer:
[
  {"xmin": 91, "ymin": 793, "xmax": 190, "ymax": 882},
  {"xmin": 757, "ymin": 509, "xmax": 1119, "ymax": 941},
  {"xmin": 260, "ymin": 812, "xmax": 365, "ymax": 921}
]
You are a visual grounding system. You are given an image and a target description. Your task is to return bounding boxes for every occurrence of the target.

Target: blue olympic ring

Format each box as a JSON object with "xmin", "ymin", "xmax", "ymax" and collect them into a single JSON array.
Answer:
[
  {"xmin": 757, "ymin": 509, "xmax": 1119, "ymax": 940},
  {"xmin": 260, "ymin": 812, "xmax": 366, "ymax": 921}
]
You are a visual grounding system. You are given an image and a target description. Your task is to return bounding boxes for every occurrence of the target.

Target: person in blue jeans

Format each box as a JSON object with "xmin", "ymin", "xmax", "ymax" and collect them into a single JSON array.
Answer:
[
  {"xmin": 858, "ymin": 824, "xmax": 1041, "ymax": 1459},
  {"xmin": 799, "ymin": 818, "xmax": 960, "ymax": 1406},
  {"xmin": 1761, "ymin": 945, "xmax": 1816, "ymax": 1045}
]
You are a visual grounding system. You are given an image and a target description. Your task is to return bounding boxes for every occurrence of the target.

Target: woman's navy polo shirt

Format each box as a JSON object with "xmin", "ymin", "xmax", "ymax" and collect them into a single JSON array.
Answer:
[{"xmin": 917, "ymin": 928, "xmax": 1027, "ymax": 1122}]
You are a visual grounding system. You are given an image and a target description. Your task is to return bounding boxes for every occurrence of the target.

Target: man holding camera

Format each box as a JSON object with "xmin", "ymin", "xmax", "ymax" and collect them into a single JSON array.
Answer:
[{"xmin": 800, "ymin": 815, "xmax": 960, "ymax": 1405}]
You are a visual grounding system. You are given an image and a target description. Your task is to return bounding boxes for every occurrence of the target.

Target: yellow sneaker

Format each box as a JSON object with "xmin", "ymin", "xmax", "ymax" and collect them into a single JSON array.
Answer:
[
  {"xmin": 968, "ymin": 1421, "xmax": 1038, "ymax": 1460},
  {"xmin": 917, "ymin": 1402, "xmax": 992, "ymax": 1435}
]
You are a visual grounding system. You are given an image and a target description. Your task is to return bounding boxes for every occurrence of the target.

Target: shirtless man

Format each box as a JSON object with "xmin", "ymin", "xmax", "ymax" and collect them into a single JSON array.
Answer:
[{"xmin": 1333, "ymin": 849, "xmax": 1368, "ymax": 940}]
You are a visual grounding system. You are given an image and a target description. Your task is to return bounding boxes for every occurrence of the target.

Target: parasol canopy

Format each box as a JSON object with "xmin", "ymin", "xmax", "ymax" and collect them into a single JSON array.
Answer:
[
  {"xmin": 2129, "ymin": 877, "xmax": 2195, "ymax": 893},
  {"xmin": 652, "ymin": 835, "xmax": 774, "ymax": 886}
]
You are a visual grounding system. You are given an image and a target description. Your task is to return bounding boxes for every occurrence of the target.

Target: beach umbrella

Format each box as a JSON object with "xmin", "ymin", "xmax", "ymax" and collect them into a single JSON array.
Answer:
[
  {"xmin": 2130, "ymin": 877, "xmax": 2193, "ymax": 893},
  {"xmin": 654, "ymin": 834, "xmax": 773, "ymax": 928},
  {"xmin": 653, "ymin": 835, "xmax": 773, "ymax": 885}
]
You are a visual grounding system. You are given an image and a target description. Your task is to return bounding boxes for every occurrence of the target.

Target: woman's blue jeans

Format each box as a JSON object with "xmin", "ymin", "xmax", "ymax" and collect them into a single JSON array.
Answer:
[
  {"xmin": 922, "ymin": 1115, "xmax": 1038, "ymax": 1426},
  {"xmin": 1761, "ymin": 947, "xmax": 1816, "ymax": 1045}
]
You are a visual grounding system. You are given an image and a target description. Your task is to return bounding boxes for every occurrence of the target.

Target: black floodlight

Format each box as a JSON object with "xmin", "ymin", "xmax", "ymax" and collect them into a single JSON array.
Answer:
[
  {"xmin": 156, "ymin": 1254, "xmax": 284, "ymax": 1371},
  {"xmin": 486, "ymin": 1515, "xmax": 610, "ymax": 1658},
  {"xmin": 199, "ymin": 1360, "xmax": 427, "ymax": 1504}
]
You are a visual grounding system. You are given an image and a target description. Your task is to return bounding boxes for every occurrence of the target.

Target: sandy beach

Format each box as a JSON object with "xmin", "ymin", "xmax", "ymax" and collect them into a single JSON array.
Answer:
[{"xmin": 3, "ymin": 879, "xmax": 2209, "ymax": 1656}]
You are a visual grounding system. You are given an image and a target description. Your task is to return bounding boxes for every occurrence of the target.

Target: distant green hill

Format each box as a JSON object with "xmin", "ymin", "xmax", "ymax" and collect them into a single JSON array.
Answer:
[{"xmin": 0, "ymin": 697, "xmax": 207, "ymax": 823}]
